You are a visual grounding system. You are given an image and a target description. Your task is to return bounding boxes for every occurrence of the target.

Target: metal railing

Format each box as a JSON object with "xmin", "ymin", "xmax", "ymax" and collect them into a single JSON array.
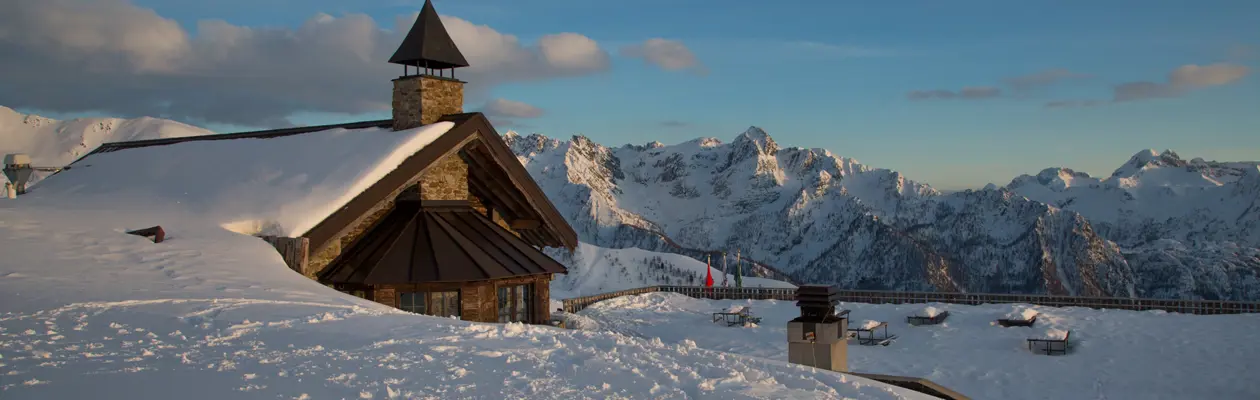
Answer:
[{"xmin": 559, "ymin": 285, "xmax": 1260, "ymax": 315}]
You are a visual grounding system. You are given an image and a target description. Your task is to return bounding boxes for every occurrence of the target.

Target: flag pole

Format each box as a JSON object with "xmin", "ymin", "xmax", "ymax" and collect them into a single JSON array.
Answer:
[{"xmin": 721, "ymin": 251, "xmax": 729, "ymax": 287}]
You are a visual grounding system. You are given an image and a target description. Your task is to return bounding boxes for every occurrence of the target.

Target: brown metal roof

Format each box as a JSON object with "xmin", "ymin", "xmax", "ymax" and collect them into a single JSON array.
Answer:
[
  {"xmin": 318, "ymin": 200, "xmax": 567, "ymax": 284},
  {"xmin": 388, "ymin": 0, "xmax": 470, "ymax": 69}
]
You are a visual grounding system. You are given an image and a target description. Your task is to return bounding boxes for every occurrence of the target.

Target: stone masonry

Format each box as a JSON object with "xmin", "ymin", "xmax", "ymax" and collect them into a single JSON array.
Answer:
[
  {"xmin": 392, "ymin": 75, "xmax": 464, "ymax": 131},
  {"xmin": 419, "ymin": 152, "xmax": 469, "ymax": 201}
]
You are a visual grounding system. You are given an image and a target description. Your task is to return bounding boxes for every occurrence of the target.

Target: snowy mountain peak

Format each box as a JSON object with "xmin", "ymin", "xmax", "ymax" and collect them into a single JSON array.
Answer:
[
  {"xmin": 1112, "ymin": 148, "xmax": 1186, "ymax": 177},
  {"xmin": 733, "ymin": 126, "xmax": 779, "ymax": 155},
  {"xmin": 1007, "ymin": 167, "xmax": 1100, "ymax": 192}
]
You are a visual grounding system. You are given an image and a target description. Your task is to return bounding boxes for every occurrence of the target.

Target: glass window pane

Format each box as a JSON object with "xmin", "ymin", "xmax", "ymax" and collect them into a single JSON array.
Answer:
[
  {"xmin": 401, "ymin": 292, "xmax": 422, "ymax": 314},
  {"xmin": 429, "ymin": 292, "xmax": 442, "ymax": 316},
  {"xmin": 498, "ymin": 287, "xmax": 511, "ymax": 322},
  {"xmin": 446, "ymin": 291, "xmax": 460, "ymax": 318},
  {"xmin": 515, "ymin": 285, "xmax": 528, "ymax": 322}
]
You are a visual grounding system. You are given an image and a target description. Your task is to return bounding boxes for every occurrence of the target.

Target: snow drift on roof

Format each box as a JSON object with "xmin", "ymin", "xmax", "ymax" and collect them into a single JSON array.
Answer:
[
  {"xmin": 0, "ymin": 105, "xmax": 213, "ymax": 187},
  {"xmin": 24, "ymin": 121, "xmax": 456, "ymax": 237}
]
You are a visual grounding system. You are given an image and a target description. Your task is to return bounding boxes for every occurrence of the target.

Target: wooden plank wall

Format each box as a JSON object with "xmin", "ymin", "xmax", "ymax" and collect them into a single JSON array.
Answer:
[{"xmin": 258, "ymin": 236, "xmax": 310, "ymax": 275}]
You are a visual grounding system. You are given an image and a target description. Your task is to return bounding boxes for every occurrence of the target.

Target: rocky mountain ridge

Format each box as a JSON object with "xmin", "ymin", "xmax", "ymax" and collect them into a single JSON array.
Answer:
[{"xmin": 505, "ymin": 128, "xmax": 1258, "ymax": 300}]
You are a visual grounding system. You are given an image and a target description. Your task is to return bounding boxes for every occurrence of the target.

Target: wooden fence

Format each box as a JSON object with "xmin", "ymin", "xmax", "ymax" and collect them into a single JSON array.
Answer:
[
  {"xmin": 560, "ymin": 285, "xmax": 1260, "ymax": 315},
  {"xmin": 258, "ymin": 236, "xmax": 309, "ymax": 274}
]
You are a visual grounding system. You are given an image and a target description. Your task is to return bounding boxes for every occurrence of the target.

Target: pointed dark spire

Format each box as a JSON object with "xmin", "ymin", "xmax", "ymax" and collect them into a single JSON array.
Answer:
[{"xmin": 389, "ymin": 0, "xmax": 470, "ymax": 70}]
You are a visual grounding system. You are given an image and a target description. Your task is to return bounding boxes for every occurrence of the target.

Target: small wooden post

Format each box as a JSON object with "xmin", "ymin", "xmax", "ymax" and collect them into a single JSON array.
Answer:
[{"xmin": 259, "ymin": 236, "xmax": 310, "ymax": 274}]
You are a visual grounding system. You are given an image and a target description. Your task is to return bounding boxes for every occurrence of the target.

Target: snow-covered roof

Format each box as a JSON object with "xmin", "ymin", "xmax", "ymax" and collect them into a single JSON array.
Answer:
[
  {"xmin": 0, "ymin": 105, "xmax": 214, "ymax": 187},
  {"xmin": 24, "ymin": 121, "xmax": 455, "ymax": 237}
]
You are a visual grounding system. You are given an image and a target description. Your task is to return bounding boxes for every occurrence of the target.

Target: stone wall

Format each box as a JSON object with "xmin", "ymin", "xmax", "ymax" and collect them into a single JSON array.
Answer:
[
  {"xmin": 392, "ymin": 75, "xmax": 464, "ymax": 131},
  {"xmin": 419, "ymin": 152, "xmax": 469, "ymax": 201}
]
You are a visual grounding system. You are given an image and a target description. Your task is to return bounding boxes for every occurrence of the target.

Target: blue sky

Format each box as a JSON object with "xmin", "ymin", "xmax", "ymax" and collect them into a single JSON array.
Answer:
[{"xmin": 15, "ymin": 0, "xmax": 1260, "ymax": 189}]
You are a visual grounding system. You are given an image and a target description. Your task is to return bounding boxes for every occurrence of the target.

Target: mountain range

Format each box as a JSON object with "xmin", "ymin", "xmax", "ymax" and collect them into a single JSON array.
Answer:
[
  {"xmin": 505, "ymin": 127, "xmax": 1260, "ymax": 300},
  {"xmin": 3, "ymin": 105, "xmax": 1256, "ymax": 300}
]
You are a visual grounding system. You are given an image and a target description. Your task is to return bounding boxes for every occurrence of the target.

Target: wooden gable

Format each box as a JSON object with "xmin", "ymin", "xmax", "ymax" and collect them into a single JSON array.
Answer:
[{"xmin": 302, "ymin": 113, "xmax": 577, "ymax": 265}]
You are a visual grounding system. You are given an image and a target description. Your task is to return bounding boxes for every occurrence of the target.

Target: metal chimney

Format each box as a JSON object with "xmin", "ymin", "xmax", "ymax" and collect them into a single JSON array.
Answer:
[
  {"xmin": 3, "ymin": 154, "xmax": 33, "ymax": 195},
  {"xmin": 786, "ymin": 285, "xmax": 849, "ymax": 372}
]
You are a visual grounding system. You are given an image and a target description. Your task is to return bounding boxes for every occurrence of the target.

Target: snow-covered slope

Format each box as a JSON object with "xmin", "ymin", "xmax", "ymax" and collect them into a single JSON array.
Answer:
[
  {"xmin": 1005, "ymin": 150, "xmax": 1260, "ymax": 300},
  {"xmin": 546, "ymin": 243, "xmax": 795, "ymax": 299},
  {"xmin": 505, "ymin": 129, "xmax": 1137, "ymax": 298},
  {"xmin": 574, "ymin": 292, "xmax": 1260, "ymax": 400},
  {"xmin": 0, "ymin": 106, "xmax": 213, "ymax": 187},
  {"xmin": 0, "ymin": 205, "xmax": 924, "ymax": 399}
]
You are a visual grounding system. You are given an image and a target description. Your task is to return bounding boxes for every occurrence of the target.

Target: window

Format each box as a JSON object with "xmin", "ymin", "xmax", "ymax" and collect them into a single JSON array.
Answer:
[
  {"xmin": 431, "ymin": 291, "xmax": 461, "ymax": 318},
  {"xmin": 399, "ymin": 292, "xmax": 427, "ymax": 314},
  {"xmin": 497, "ymin": 284, "xmax": 532, "ymax": 323},
  {"xmin": 399, "ymin": 291, "xmax": 460, "ymax": 318}
]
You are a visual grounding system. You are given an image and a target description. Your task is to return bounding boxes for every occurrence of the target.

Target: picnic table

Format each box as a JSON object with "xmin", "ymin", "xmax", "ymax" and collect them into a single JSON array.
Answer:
[
  {"xmin": 997, "ymin": 314, "xmax": 1038, "ymax": 327},
  {"xmin": 712, "ymin": 306, "xmax": 762, "ymax": 326},
  {"xmin": 847, "ymin": 321, "xmax": 898, "ymax": 346},
  {"xmin": 1027, "ymin": 330, "xmax": 1072, "ymax": 355},
  {"xmin": 907, "ymin": 310, "xmax": 950, "ymax": 326}
]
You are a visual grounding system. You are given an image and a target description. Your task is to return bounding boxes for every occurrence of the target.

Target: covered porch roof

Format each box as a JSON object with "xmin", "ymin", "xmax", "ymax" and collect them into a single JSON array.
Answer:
[{"xmin": 318, "ymin": 199, "xmax": 567, "ymax": 285}]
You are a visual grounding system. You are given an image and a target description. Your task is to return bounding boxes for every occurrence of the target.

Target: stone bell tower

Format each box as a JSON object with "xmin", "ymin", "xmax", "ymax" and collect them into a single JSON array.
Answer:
[{"xmin": 389, "ymin": 0, "xmax": 468, "ymax": 131}]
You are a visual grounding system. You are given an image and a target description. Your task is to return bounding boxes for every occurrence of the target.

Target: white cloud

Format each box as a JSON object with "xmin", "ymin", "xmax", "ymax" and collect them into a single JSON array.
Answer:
[
  {"xmin": 538, "ymin": 33, "xmax": 610, "ymax": 72},
  {"xmin": 906, "ymin": 86, "xmax": 1001, "ymax": 100},
  {"xmin": 481, "ymin": 98, "xmax": 544, "ymax": 119},
  {"xmin": 619, "ymin": 38, "xmax": 705, "ymax": 74},
  {"xmin": 782, "ymin": 41, "xmax": 899, "ymax": 58},
  {"xmin": 1114, "ymin": 63, "xmax": 1250, "ymax": 102},
  {"xmin": 1168, "ymin": 63, "xmax": 1250, "ymax": 88},
  {"xmin": 1004, "ymin": 69, "xmax": 1091, "ymax": 93},
  {"xmin": 0, "ymin": 0, "xmax": 613, "ymax": 128}
]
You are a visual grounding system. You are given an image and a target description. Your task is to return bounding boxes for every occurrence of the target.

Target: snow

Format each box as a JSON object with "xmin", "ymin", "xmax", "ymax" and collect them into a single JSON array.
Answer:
[
  {"xmin": 1004, "ymin": 308, "xmax": 1039, "ymax": 321},
  {"xmin": 917, "ymin": 306, "xmax": 941, "ymax": 318},
  {"xmin": 0, "ymin": 205, "xmax": 921, "ymax": 399},
  {"xmin": 0, "ymin": 106, "xmax": 214, "ymax": 188},
  {"xmin": 20, "ymin": 122, "xmax": 454, "ymax": 237},
  {"xmin": 1036, "ymin": 328, "xmax": 1069, "ymax": 340},
  {"xmin": 547, "ymin": 243, "xmax": 795, "ymax": 299},
  {"xmin": 575, "ymin": 293, "xmax": 1260, "ymax": 400},
  {"xmin": 858, "ymin": 320, "xmax": 882, "ymax": 330}
]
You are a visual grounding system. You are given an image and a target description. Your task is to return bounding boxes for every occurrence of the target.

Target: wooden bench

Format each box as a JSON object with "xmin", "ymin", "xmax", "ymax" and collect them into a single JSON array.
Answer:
[
  {"xmin": 1027, "ymin": 330, "xmax": 1071, "ymax": 355},
  {"xmin": 847, "ymin": 321, "xmax": 898, "ymax": 346},
  {"xmin": 907, "ymin": 310, "xmax": 950, "ymax": 326},
  {"xmin": 997, "ymin": 314, "xmax": 1037, "ymax": 327},
  {"xmin": 712, "ymin": 307, "xmax": 761, "ymax": 326}
]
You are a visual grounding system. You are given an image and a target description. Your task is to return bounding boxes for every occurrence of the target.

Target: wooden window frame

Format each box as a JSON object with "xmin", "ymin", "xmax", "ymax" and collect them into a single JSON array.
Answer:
[
  {"xmin": 399, "ymin": 290, "xmax": 461, "ymax": 318},
  {"xmin": 497, "ymin": 284, "xmax": 533, "ymax": 323}
]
